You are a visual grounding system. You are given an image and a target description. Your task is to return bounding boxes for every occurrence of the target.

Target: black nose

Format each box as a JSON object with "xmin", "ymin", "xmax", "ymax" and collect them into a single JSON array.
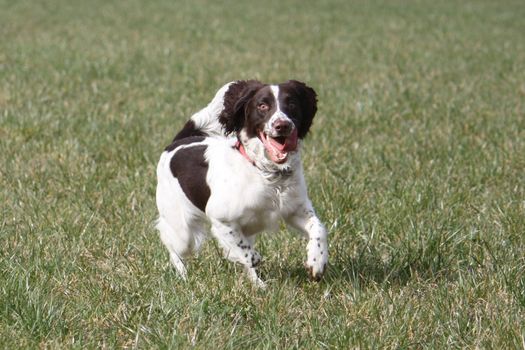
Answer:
[{"xmin": 273, "ymin": 119, "xmax": 293, "ymax": 134}]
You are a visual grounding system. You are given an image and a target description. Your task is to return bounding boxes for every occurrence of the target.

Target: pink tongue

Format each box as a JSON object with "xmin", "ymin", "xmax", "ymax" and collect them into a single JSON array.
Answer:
[{"xmin": 259, "ymin": 128, "xmax": 298, "ymax": 163}]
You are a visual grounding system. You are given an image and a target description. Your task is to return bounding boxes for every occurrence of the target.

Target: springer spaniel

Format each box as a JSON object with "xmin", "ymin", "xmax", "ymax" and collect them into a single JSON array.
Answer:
[{"xmin": 156, "ymin": 80, "xmax": 328, "ymax": 287}]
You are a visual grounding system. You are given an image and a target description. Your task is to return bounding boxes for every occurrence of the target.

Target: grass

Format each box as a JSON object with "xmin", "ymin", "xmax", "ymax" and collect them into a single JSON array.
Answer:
[{"xmin": 1, "ymin": 0, "xmax": 525, "ymax": 348}]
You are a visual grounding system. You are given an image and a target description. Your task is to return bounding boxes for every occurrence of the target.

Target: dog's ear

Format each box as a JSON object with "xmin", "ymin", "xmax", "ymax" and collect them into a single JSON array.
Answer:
[
  {"xmin": 286, "ymin": 80, "xmax": 318, "ymax": 139},
  {"xmin": 219, "ymin": 80, "xmax": 264, "ymax": 135}
]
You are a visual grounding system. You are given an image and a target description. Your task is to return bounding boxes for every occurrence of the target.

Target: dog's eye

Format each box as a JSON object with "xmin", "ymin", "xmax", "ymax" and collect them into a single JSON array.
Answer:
[
  {"xmin": 288, "ymin": 102, "xmax": 296, "ymax": 110},
  {"xmin": 258, "ymin": 103, "xmax": 269, "ymax": 112}
]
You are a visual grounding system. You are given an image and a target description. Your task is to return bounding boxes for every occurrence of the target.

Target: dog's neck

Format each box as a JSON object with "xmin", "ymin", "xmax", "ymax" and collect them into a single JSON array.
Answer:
[{"xmin": 234, "ymin": 139, "xmax": 255, "ymax": 166}]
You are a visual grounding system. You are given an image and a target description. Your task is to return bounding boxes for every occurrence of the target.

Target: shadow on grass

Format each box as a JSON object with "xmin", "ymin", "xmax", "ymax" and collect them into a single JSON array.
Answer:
[{"xmin": 265, "ymin": 249, "xmax": 455, "ymax": 288}]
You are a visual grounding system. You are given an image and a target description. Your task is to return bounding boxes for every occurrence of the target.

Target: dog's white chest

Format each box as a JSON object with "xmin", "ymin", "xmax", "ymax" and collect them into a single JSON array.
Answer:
[
  {"xmin": 236, "ymin": 187, "xmax": 287, "ymax": 235},
  {"xmin": 206, "ymin": 155, "xmax": 299, "ymax": 235}
]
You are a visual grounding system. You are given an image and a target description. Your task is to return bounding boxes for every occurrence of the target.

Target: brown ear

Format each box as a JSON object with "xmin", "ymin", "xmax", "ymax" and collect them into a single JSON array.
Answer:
[
  {"xmin": 219, "ymin": 80, "xmax": 264, "ymax": 135},
  {"xmin": 285, "ymin": 80, "xmax": 317, "ymax": 138}
]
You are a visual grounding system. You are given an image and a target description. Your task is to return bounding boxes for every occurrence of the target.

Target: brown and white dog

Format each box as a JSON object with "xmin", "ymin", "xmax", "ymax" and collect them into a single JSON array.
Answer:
[{"xmin": 156, "ymin": 80, "xmax": 328, "ymax": 287}]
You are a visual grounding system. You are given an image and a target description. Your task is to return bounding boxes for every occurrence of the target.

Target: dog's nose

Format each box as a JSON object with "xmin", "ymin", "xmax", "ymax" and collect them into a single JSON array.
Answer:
[{"xmin": 273, "ymin": 119, "xmax": 293, "ymax": 134}]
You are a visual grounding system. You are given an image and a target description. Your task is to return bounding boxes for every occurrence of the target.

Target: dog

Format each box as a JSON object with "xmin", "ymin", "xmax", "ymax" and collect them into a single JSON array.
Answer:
[{"xmin": 155, "ymin": 80, "xmax": 328, "ymax": 287}]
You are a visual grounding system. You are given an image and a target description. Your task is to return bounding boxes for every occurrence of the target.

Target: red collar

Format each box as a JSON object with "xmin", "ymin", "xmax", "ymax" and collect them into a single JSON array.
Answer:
[{"xmin": 234, "ymin": 140, "xmax": 255, "ymax": 166}]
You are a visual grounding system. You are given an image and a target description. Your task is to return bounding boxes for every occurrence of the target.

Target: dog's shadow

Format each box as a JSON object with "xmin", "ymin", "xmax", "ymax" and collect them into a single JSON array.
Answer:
[
  {"xmin": 204, "ymin": 239, "xmax": 450, "ymax": 289},
  {"xmin": 263, "ymin": 249, "xmax": 446, "ymax": 288}
]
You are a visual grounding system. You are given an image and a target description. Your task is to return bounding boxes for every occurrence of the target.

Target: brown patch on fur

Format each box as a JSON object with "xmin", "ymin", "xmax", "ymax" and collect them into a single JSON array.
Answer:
[
  {"xmin": 278, "ymin": 80, "xmax": 317, "ymax": 139},
  {"xmin": 219, "ymin": 80, "xmax": 265, "ymax": 135},
  {"xmin": 171, "ymin": 120, "xmax": 207, "ymax": 143},
  {"xmin": 169, "ymin": 144, "xmax": 210, "ymax": 211}
]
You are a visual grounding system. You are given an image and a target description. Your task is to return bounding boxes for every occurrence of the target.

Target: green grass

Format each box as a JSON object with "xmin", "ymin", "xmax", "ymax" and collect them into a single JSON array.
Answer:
[{"xmin": 1, "ymin": 0, "xmax": 525, "ymax": 348}]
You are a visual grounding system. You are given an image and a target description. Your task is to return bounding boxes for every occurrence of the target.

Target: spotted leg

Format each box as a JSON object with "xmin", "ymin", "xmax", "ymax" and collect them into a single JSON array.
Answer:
[
  {"xmin": 210, "ymin": 220, "xmax": 265, "ymax": 288},
  {"xmin": 286, "ymin": 202, "xmax": 328, "ymax": 281}
]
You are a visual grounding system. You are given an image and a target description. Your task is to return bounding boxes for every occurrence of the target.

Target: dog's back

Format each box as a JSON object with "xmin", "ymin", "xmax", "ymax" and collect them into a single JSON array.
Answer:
[{"xmin": 170, "ymin": 82, "xmax": 234, "ymax": 143}]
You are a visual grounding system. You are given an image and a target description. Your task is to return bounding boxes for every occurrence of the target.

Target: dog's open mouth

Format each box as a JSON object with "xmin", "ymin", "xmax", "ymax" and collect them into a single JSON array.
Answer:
[{"xmin": 258, "ymin": 128, "xmax": 298, "ymax": 164}]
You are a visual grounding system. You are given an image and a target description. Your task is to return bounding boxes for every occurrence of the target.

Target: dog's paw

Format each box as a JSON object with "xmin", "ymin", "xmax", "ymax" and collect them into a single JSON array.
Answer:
[
  {"xmin": 244, "ymin": 266, "xmax": 267, "ymax": 289},
  {"xmin": 244, "ymin": 250, "xmax": 261, "ymax": 268},
  {"xmin": 305, "ymin": 239, "xmax": 328, "ymax": 281},
  {"xmin": 305, "ymin": 261, "xmax": 327, "ymax": 282}
]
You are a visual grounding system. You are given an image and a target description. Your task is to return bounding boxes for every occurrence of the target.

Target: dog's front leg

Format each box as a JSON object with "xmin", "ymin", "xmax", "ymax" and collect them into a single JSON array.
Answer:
[
  {"xmin": 210, "ymin": 220, "xmax": 265, "ymax": 288},
  {"xmin": 286, "ymin": 202, "xmax": 328, "ymax": 281}
]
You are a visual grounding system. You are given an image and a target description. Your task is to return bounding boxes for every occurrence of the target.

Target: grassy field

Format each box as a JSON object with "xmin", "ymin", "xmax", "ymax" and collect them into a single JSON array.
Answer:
[{"xmin": 1, "ymin": 0, "xmax": 525, "ymax": 348}]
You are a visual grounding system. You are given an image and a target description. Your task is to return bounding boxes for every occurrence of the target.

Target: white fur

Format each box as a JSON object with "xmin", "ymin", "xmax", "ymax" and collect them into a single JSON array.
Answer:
[
  {"xmin": 156, "ymin": 83, "xmax": 328, "ymax": 286},
  {"xmin": 266, "ymin": 85, "xmax": 294, "ymax": 137},
  {"xmin": 189, "ymin": 82, "xmax": 234, "ymax": 137}
]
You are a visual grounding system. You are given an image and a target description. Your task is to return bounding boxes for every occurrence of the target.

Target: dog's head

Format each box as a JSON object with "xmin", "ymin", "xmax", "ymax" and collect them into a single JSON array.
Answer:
[{"xmin": 219, "ymin": 80, "xmax": 317, "ymax": 166}]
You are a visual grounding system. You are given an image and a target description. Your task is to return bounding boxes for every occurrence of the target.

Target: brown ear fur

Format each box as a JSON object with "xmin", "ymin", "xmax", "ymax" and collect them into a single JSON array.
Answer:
[
  {"xmin": 285, "ymin": 80, "xmax": 318, "ymax": 139},
  {"xmin": 219, "ymin": 80, "xmax": 264, "ymax": 135}
]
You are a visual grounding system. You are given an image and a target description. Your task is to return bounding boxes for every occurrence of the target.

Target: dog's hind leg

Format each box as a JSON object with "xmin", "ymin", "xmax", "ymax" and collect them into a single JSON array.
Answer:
[
  {"xmin": 156, "ymin": 157, "xmax": 208, "ymax": 280},
  {"xmin": 156, "ymin": 216, "xmax": 192, "ymax": 279},
  {"xmin": 157, "ymin": 215, "xmax": 209, "ymax": 280}
]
